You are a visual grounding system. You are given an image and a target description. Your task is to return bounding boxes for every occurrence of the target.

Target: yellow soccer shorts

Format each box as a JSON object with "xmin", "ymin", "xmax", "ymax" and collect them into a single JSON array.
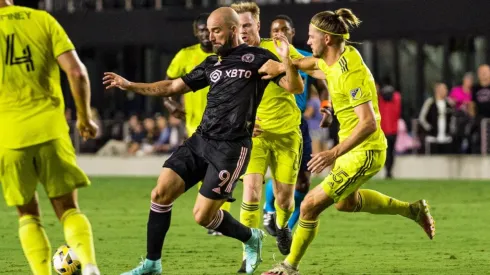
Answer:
[
  {"xmin": 245, "ymin": 128, "xmax": 302, "ymax": 185},
  {"xmin": 321, "ymin": 149, "xmax": 386, "ymax": 202},
  {"xmin": 0, "ymin": 134, "xmax": 90, "ymax": 206}
]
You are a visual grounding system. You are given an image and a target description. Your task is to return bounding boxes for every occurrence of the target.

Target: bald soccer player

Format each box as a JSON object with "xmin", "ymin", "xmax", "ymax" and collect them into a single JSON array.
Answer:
[{"xmin": 103, "ymin": 7, "xmax": 304, "ymax": 275}]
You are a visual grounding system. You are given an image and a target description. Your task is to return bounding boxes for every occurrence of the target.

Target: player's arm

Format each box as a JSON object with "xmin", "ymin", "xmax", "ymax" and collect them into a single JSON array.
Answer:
[
  {"xmin": 331, "ymin": 101, "xmax": 377, "ymax": 158},
  {"xmin": 259, "ymin": 57, "xmax": 326, "ymax": 80},
  {"xmin": 57, "ymin": 50, "xmax": 98, "ymax": 139},
  {"xmin": 103, "ymin": 74, "xmax": 191, "ymax": 97},
  {"xmin": 331, "ymin": 74, "xmax": 377, "ymax": 158},
  {"xmin": 268, "ymin": 34, "xmax": 303, "ymax": 94},
  {"xmin": 57, "ymin": 51, "xmax": 91, "ymax": 120}
]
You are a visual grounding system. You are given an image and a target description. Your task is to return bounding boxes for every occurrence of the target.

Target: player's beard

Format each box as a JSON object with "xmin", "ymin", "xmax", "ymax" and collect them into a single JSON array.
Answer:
[
  {"xmin": 214, "ymin": 33, "xmax": 234, "ymax": 55},
  {"xmin": 312, "ymin": 44, "xmax": 326, "ymax": 58}
]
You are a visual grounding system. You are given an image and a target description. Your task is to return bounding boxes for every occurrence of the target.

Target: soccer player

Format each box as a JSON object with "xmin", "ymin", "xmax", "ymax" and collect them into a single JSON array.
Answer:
[
  {"xmin": 230, "ymin": 3, "xmax": 304, "ymax": 265},
  {"xmin": 262, "ymin": 14, "xmax": 329, "ymax": 237},
  {"xmin": 0, "ymin": 1, "xmax": 100, "ymax": 275},
  {"xmin": 259, "ymin": 9, "xmax": 436, "ymax": 275},
  {"xmin": 103, "ymin": 7, "xmax": 303, "ymax": 275},
  {"xmin": 164, "ymin": 12, "xmax": 232, "ymax": 236}
]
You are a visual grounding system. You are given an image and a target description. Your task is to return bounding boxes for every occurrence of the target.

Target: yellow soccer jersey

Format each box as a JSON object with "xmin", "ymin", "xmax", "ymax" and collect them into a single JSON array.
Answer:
[
  {"xmin": 317, "ymin": 46, "xmax": 387, "ymax": 151},
  {"xmin": 257, "ymin": 39, "xmax": 302, "ymax": 134},
  {"xmin": 0, "ymin": 6, "xmax": 74, "ymax": 149},
  {"xmin": 166, "ymin": 44, "xmax": 213, "ymax": 135}
]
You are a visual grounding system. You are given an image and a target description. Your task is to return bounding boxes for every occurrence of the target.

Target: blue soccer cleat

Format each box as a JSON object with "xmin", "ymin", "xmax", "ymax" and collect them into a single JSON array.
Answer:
[
  {"xmin": 121, "ymin": 258, "xmax": 162, "ymax": 275},
  {"xmin": 244, "ymin": 228, "xmax": 265, "ymax": 274}
]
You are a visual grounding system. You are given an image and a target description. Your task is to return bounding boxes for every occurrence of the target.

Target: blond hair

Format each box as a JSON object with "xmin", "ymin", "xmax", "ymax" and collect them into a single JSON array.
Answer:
[
  {"xmin": 311, "ymin": 8, "xmax": 361, "ymax": 42},
  {"xmin": 231, "ymin": 1, "xmax": 260, "ymax": 22}
]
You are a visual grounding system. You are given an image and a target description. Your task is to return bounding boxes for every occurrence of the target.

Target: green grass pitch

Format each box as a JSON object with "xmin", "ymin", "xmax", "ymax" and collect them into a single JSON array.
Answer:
[{"xmin": 1, "ymin": 177, "xmax": 490, "ymax": 274}]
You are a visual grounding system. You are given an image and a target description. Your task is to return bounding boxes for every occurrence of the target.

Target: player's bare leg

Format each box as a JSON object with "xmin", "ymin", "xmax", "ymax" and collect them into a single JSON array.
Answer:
[
  {"xmin": 262, "ymin": 184, "xmax": 334, "ymax": 275},
  {"xmin": 335, "ymin": 189, "xmax": 436, "ymax": 240},
  {"xmin": 273, "ymin": 179, "xmax": 295, "ymax": 255},
  {"xmin": 16, "ymin": 193, "xmax": 53, "ymax": 275},
  {"xmin": 51, "ymin": 191, "xmax": 99, "ymax": 275},
  {"xmin": 195, "ymin": 194, "xmax": 265, "ymax": 274},
  {"xmin": 122, "ymin": 168, "xmax": 186, "ymax": 275}
]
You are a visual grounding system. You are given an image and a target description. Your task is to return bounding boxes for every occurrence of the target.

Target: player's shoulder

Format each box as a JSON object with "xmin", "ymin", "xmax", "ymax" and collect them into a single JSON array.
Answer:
[{"xmin": 342, "ymin": 46, "xmax": 365, "ymax": 73}]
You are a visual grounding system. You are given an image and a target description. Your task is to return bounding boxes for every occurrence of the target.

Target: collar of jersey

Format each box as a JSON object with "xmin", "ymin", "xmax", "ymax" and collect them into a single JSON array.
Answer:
[{"xmin": 218, "ymin": 43, "xmax": 248, "ymax": 58}]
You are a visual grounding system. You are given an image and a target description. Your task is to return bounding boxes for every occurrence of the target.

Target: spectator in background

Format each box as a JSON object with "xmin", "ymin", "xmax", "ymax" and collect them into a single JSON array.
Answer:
[
  {"xmin": 449, "ymin": 72, "xmax": 473, "ymax": 113},
  {"xmin": 304, "ymin": 89, "xmax": 325, "ymax": 154},
  {"xmin": 154, "ymin": 115, "xmax": 187, "ymax": 154},
  {"xmin": 128, "ymin": 121, "xmax": 146, "ymax": 156},
  {"xmin": 449, "ymin": 73, "xmax": 474, "ymax": 153},
  {"xmin": 419, "ymin": 83, "xmax": 454, "ymax": 154},
  {"xmin": 377, "ymin": 81, "xmax": 401, "ymax": 179},
  {"xmin": 469, "ymin": 64, "xmax": 490, "ymax": 154}
]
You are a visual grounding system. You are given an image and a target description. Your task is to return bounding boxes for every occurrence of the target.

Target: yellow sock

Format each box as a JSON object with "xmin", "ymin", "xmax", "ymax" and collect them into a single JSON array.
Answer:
[
  {"xmin": 274, "ymin": 201, "xmax": 294, "ymax": 229},
  {"xmin": 220, "ymin": 201, "xmax": 232, "ymax": 212},
  {"xmin": 285, "ymin": 219, "xmax": 319, "ymax": 269},
  {"xmin": 240, "ymin": 201, "xmax": 260, "ymax": 259},
  {"xmin": 62, "ymin": 209, "xmax": 97, "ymax": 267},
  {"xmin": 19, "ymin": 215, "xmax": 52, "ymax": 275},
  {"xmin": 356, "ymin": 189, "xmax": 413, "ymax": 218}
]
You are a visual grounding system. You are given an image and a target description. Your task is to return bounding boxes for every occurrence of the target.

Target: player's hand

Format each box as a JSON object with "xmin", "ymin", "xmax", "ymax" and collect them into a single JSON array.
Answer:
[
  {"xmin": 253, "ymin": 117, "xmax": 263, "ymax": 137},
  {"xmin": 307, "ymin": 150, "xmax": 336, "ymax": 173},
  {"xmin": 103, "ymin": 72, "xmax": 131, "ymax": 90},
  {"xmin": 259, "ymin": 60, "xmax": 284, "ymax": 80},
  {"xmin": 76, "ymin": 119, "xmax": 99, "ymax": 141},
  {"xmin": 163, "ymin": 98, "xmax": 186, "ymax": 121},
  {"xmin": 272, "ymin": 33, "xmax": 290, "ymax": 60},
  {"xmin": 320, "ymin": 108, "xmax": 333, "ymax": 128}
]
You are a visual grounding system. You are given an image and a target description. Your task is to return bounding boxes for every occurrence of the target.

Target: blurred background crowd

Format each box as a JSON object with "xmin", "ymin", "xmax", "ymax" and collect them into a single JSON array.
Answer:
[{"xmin": 13, "ymin": 0, "xmax": 490, "ymax": 157}]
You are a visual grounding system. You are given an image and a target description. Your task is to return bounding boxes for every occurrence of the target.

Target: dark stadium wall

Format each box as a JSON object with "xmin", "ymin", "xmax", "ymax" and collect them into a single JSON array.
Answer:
[{"xmin": 53, "ymin": 0, "xmax": 490, "ymax": 51}]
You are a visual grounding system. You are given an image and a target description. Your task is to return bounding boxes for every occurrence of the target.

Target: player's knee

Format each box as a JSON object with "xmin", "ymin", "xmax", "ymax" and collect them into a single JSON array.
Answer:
[
  {"xmin": 150, "ymin": 187, "xmax": 174, "ymax": 205},
  {"xmin": 299, "ymin": 196, "xmax": 317, "ymax": 220},
  {"xmin": 50, "ymin": 192, "xmax": 78, "ymax": 220},
  {"xmin": 16, "ymin": 196, "xmax": 41, "ymax": 218},
  {"xmin": 334, "ymin": 200, "xmax": 356, "ymax": 212},
  {"xmin": 192, "ymin": 207, "xmax": 213, "ymax": 227}
]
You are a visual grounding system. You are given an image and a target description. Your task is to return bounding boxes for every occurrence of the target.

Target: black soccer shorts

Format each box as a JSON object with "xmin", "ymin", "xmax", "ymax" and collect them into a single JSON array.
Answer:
[{"xmin": 163, "ymin": 134, "xmax": 251, "ymax": 201}]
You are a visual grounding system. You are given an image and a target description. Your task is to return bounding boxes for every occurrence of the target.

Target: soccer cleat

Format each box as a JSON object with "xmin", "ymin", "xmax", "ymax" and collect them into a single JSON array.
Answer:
[
  {"xmin": 237, "ymin": 259, "xmax": 246, "ymax": 273},
  {"xmin": 412, "ymin": 199, "xmax": 436, "ymax": 240},
  {"xmin": 263, "ymin": 212, "xmax": 277, "ymax": 237},
  {"xmin": 261, "ymin": 262, "xmax": 299, "ymax": 275},
  {"xmin": 82, "ymin": 264, "xmax": 101, "ymax": 275},
  {"xmin": 120, "ymin": 258, "xmax": 162, "ymax": 275},
  {"xmin": 275, "ymin": 225, "xmax": 292, "ymax": 255},
  {"xmin": 207, "ymin": 229, "xmax": 223, "ymax": 236},
  {"xmin": 244, "ymin": 228, "xmax": 265, "ymax": 274}
]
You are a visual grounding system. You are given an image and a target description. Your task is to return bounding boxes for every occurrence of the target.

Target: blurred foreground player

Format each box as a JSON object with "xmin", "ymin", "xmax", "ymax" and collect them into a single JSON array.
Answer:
[
  {"xmin": 0, "ymin": 1, "xmax": 100, "ymax": 274},
  {"xmin": 260, "ymin": 8, "xmax": 435, "ymax": 275},
  {"xmin": 103, "ymin": 7, "xmax": 303, "ymax": 275},
  {"xmin": 164, "ymin": 12, "xmax": 232, "ymax": 236}
]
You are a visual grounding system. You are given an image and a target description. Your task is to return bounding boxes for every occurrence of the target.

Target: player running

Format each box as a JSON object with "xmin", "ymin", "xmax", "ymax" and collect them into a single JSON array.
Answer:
[
  {"xmin": 103, "ymin": 7, "xmax": 303, "ymax": 275},
  {"xmin": 262, "ymin": 14, "xmax": 329, "ymax": 237},
  {"xmin": 0, "ymin": 1, "xmax": 100, "ymax": 275},
  {"xmin": 230, "ymin": 3, "xmax": 304, "ymax": 268},
  {"xmin": 164, "ymin": 12, "xmax": 232, "ymax": 236},
  {"xmin": 259, "ymin": 8, "xmax": 436, "ymax": 275}
]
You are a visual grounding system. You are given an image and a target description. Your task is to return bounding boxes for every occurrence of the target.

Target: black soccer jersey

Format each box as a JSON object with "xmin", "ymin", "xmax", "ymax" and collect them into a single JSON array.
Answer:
[{"xmin": 181, "ymin": 44, "xmax": 284, "ymax": 140}]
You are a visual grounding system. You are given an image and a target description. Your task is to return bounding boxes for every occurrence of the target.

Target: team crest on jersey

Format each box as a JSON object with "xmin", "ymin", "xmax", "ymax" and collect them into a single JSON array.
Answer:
[
  {"xmin": 210, "ymin": 69, "xmax": 222, "ymax": 83},
  {"xmin": 241, "ymin": 53, "xmax": 255, "ymax": 63},
  {"xmin": 350, "ymin": 87, "xmax": 361, "ymax": 100}
]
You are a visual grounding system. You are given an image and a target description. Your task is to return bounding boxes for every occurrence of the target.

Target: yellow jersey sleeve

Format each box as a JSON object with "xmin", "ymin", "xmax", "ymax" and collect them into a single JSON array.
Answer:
[
  {"xmin": 46, "ymin": 11, "xmax": 75, "ymax": 58},
  {"xmin": 288, "ymin": 44, "xmax": 304, "ymax": 60},
  {"xmin": 166, "ymin": 49, "xmax": 186, "ymax": 79},
  {"xmin": 343, "ymin": 70, "xmax": 374, "ymax": 108}
]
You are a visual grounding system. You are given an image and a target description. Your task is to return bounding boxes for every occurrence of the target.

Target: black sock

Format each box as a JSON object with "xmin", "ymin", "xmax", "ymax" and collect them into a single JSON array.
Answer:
[
  {"xmin": 146, "ymin": 202, "xmax": 173, "ymax": 261},
  {"xmin": 207, "ymin": 209, "xmax": 252, "ymax": 243}
]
